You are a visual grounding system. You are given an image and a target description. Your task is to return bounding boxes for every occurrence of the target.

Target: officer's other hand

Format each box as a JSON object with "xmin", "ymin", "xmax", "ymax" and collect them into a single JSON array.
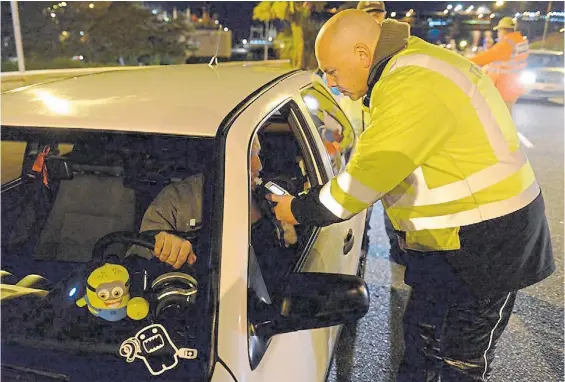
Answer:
[
  {"xmin": 266, "ymin": 194, "xmax": 299, "ymax": 225},
  {"xmin": 154, "ymin": 232, "xmax": 197, "ymax": 269}
]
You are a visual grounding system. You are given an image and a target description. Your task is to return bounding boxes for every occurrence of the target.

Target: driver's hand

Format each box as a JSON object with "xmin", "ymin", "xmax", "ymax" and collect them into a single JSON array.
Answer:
[
  {"xmin": 278, "ymin": 221, "xmax": 298, "ymax": 247},
  {"xmin": 154, "ymin": 232, "xmax": 197, "ymax": 269}
]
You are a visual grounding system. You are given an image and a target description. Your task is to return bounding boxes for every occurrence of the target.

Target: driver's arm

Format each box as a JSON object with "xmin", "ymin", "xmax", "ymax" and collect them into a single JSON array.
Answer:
[{"xmin": 128, "ymin": 175, "xmax": 203, "ymax": 269}]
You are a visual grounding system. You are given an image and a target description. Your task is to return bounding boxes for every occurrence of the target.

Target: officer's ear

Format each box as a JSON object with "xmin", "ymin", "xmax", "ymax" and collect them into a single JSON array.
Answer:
[{"xmin": 354, "ymin": 44, "xmax": 372, "ymax": 68}]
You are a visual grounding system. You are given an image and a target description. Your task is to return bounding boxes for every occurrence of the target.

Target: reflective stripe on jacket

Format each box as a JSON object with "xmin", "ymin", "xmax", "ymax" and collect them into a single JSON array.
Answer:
[
  {"xmin": 471, "ymin": 31, "xmax": 529, "ymax": 102},
  {"xmin": 313, "ymin": 36, "xmax": 539, "ymax": 251}
]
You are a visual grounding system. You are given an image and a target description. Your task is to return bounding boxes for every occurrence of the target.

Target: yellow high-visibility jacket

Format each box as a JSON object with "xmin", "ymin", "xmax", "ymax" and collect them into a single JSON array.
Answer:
[{"xmin": 299, "ymin": 36, "xmax": 540, "ymax": 252}]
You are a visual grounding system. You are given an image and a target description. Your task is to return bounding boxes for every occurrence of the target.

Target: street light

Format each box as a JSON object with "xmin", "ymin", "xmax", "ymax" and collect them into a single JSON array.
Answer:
[
  {"xmin": 459, "ymin": 40, "xmax": 468, "ymax": 48},
  {"xmin": 61, "ymin": 1, "xmax": 67, "ymax": 6},
  {"xmin": 215, "ymin": 20, "xmax": 219, "ymax": 24},
  {"xmin": 490, "ymin": 13, "xmax": 496, "ymax": 18},
  {"xmin": 80, "ymin": 31, "xmax": 84, "ymax": 36},
  {"xmin": 478, "ymin": 13, "xmax": 484, "ymax": 18},
  {"xmin": 242, "ymin": 39, "xmax": 248, "ymax": 44},
  {"xmin": 454, "ymin": 4, "xmax": 463, "ymax": 12},
  {"xmin": 444, "ymin": 9, "xmax": 449, "ymax": 14},
  {"xmin": 495, "ymin": 0, "xmax": 504, "ymax": 6},
  {"xmin": 88, "ymin": 3, "xmax": 94, "ymax": 9},
  {"xmin": 50, "ymin": 12, "xmax": 56, "ymax": 18},
  {"xmin": 447, "ymin": 4, "xmax": 453, "ymax": 10},
  {"xmin": 390, "ymin": 11, "xmax": 396, "ymax": 17},
  {"xmin": 466, "ymin": 5, "xmax": 474, "ymax": 12},
  {"xmin": 224, "ymin": 27, "xmax": 229, "ymax": 32},
  {"xmin": 477, "ymin": 6, "xmax": 486, "ymax": 13}
]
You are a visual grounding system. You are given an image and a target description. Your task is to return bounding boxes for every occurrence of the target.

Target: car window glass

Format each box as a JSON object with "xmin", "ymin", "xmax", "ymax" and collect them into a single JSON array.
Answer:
[
  {"xmin": 300, "ymin": 86, "xmax": 356, "ymax": 175},
  {"xmin": 1, "ymin": 141, "xmax": 26, "ymax": 184},
  {"xmin": 1, "ymin": 128, "xmax": 216, "ymax": 380}
]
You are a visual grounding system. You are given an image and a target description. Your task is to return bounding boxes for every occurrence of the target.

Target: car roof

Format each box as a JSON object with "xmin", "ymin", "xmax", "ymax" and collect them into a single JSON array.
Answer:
[{"xmin": 1, "ymin": 62, "xmax": 298, "ymax": 137}]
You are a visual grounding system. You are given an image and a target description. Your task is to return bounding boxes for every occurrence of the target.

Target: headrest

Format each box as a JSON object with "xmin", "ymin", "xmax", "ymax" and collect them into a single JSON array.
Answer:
[{"xmin": 45, "ymin": 157, "xmax": 125, "ymax": 180}]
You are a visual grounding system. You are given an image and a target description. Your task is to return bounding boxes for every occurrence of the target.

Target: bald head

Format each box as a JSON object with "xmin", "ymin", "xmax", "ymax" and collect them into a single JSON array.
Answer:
[{"xmin": 316, "ymin": 9, "xmax": 381, "ymax": 100}]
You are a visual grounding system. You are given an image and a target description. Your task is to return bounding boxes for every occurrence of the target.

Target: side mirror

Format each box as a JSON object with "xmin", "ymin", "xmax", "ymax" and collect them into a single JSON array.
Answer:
[{"xmin": 254, "ymin": 272, "xmax": 370, "ymax": 338}]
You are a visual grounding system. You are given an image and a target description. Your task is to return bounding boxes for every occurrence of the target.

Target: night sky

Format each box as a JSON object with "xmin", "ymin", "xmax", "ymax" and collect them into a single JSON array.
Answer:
[{"xmin": 154, "ymin": 1, "xmax": 562, "ymax": 43}]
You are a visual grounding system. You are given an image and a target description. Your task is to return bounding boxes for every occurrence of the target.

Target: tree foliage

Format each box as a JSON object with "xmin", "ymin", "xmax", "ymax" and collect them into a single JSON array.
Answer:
[
  {"xmin": 3, "ymin": 1, "xmax": 193, "ymax": 65},
  {"xmin": 253, "ymin": 1, "xmax": 326, "ymax": 69}
]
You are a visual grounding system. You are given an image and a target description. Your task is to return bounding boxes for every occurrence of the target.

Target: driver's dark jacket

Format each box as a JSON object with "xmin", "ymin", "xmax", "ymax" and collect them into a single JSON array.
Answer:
[
  {"xmin": 127, "ymin": 174, "xmax": 293, "ymax": 284},
  {"xmin": 127, "ymin": 174, "xmax": 204, "ymax": 259}
]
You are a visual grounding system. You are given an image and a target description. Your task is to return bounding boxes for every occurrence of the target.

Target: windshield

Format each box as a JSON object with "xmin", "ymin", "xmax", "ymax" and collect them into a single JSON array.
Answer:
[
  {"xmin": 527, "ymin": 53, "xmax": 565, "ymax": 69},
  {"xmin": 1, "ymin": 127, "xmax": 216, "ymax": 381}
]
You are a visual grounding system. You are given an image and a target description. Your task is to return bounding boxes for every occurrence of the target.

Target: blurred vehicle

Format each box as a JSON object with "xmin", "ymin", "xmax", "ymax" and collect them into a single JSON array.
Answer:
[
  {"xmin": 185, "ymin": 28, "xmax": 232, "ymax": 64},
  {"xmin": 0, "ymin": 62, "xmax": 367, "ymax": 382},
  {"xmin": 520, "ymin": 49, "xmax": 564, "ymax": 103}
]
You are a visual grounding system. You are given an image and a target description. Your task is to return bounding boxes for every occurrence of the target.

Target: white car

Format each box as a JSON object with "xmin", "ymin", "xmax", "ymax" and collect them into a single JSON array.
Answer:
[
  {"xmin": 520, "ymin": 49, "xmax": 564, "ymax": 103},
  {"xmin": 0, "ymin": 62, "xmax": 369, "ymax": 382}
]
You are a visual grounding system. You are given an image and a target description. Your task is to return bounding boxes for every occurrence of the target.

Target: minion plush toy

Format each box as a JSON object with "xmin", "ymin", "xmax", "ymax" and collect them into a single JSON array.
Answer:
[{"xmin": 76, "ymin": 263, "xmax": 149, "ymax": 322}]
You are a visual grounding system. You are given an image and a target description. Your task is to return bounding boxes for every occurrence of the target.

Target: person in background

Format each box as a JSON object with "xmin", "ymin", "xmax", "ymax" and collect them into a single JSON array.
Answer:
[
  {"xmin": 356, "ymin": 1, "xmax": 386, "ymax": 23},
  {"xmin": 471, "ymin": 17, "xmax": 529, "ymax": 113}
]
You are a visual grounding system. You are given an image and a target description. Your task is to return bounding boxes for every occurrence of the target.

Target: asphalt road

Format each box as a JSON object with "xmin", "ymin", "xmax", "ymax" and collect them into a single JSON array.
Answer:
[{"xmin": 328, "ymin": 100, "xmax": 565, "ymax": 382}]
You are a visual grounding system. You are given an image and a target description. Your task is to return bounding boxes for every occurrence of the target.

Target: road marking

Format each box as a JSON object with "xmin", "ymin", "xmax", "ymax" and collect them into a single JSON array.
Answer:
[{"xmin": 518, "ymin": 132, "xmax": 534, "ymax": 149}]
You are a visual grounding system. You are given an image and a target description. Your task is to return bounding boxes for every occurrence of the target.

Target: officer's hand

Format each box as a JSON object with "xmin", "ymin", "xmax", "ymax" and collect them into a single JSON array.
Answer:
[
  {"xmin": 154, "ymin": 232, "xmax": 197, "ymax": 269},
  {"xmin": 266, "ymin": 194, "xmax": 299, "ymax": 225}
]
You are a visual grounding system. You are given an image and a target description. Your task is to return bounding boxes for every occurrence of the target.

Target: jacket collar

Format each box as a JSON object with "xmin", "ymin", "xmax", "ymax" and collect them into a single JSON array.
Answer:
[{"xmin": 363, "ymin": 20, "xmax": 411, "ymax": 107}]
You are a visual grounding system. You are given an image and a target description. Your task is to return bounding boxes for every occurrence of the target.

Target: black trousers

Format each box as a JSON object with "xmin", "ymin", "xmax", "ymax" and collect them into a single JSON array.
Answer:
[{"xmin": 398, "ymin": 251, "xmax": 517, "ymax": 382}]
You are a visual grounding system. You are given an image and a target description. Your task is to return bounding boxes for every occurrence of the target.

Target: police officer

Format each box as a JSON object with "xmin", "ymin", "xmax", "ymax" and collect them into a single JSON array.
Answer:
[
  {"xmin": 472, "ymin": 17, "xmax": 530, "ymax": 113},
  {"xmin": 268, "ymin": 10, "xmax": 554, "ymax": 382}
]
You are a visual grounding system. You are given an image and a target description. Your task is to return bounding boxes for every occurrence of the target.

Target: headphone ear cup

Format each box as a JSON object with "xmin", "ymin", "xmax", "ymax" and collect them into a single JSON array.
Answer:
[
  {"xmin": 154, "ymin": 288, "xmax": 190, "ymax": 318},
  {"xmin": 151, "ymin": 273, "xmax": 198, "ymax": 319}
]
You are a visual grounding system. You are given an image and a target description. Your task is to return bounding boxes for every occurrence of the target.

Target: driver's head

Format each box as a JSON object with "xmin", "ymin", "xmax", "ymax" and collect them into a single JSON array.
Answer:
[
  {"xmin": 250, "ymin": 135, "xmax": 263, "ymax": 189},
  {"xmin": 316, "ymin": 9, "xmax": 381, "ymax": 101}
]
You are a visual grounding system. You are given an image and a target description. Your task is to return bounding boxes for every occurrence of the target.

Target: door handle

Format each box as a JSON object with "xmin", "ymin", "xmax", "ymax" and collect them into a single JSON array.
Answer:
[{"xmin": 343, "ymin": 229, "xmax": 354, "ymax": 255}]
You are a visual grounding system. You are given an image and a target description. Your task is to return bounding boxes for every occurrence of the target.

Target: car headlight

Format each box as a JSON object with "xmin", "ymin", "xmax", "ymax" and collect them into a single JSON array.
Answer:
[{"xmin": 520, "ymin": 71, "xmax": 537, "ymax": 84}]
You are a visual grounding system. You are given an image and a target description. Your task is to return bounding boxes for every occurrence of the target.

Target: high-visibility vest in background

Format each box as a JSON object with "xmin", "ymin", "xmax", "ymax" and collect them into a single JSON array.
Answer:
[
  {"xmin": 471, "ymin": 31, "xmax": 529, "ymax": 102},
  {"xmin": 319, "ymin": 36, "xmax": 539, "ymax": 251}
]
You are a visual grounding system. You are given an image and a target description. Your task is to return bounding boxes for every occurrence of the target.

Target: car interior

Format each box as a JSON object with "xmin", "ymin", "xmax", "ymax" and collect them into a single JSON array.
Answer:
[
  {"xmin": 0, "ymin": 115, "xmax": 320, "ymax": 377},
  {"xmin": 0, "ymin": 130, "xmax": 217, "ymax": 379}
]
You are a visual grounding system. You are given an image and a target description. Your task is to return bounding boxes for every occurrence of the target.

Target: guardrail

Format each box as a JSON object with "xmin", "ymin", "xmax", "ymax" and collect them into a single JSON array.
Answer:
[{"xmin": 1, "ymin": 60, "xmax": 293, "ymax": 93}]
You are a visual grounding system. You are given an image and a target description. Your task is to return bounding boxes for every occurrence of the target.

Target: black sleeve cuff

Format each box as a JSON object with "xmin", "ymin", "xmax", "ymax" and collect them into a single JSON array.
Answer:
[{"xmin": 291, "ymin": 186, "xmax": 344, "ymax": 227}]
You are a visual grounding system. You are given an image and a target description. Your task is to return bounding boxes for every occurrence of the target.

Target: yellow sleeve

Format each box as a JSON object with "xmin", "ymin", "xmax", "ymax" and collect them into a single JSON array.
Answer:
[
  {"xmin": 471, "ymin": 41, "xmax": 513, "ymax": 67},
  {"xmin": 76, "ymin": 296, "xmax": 86, "ymax": 307}
]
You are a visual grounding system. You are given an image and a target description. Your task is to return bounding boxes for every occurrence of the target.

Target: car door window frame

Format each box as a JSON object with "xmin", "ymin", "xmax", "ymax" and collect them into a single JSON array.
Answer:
[
  {"xmin": 298, "ymin": 84, "xmax": 358, "ymax": 176},
  {"xmin": 246, "ymin": 99, "xmax": 328, "ymax": 370}
]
